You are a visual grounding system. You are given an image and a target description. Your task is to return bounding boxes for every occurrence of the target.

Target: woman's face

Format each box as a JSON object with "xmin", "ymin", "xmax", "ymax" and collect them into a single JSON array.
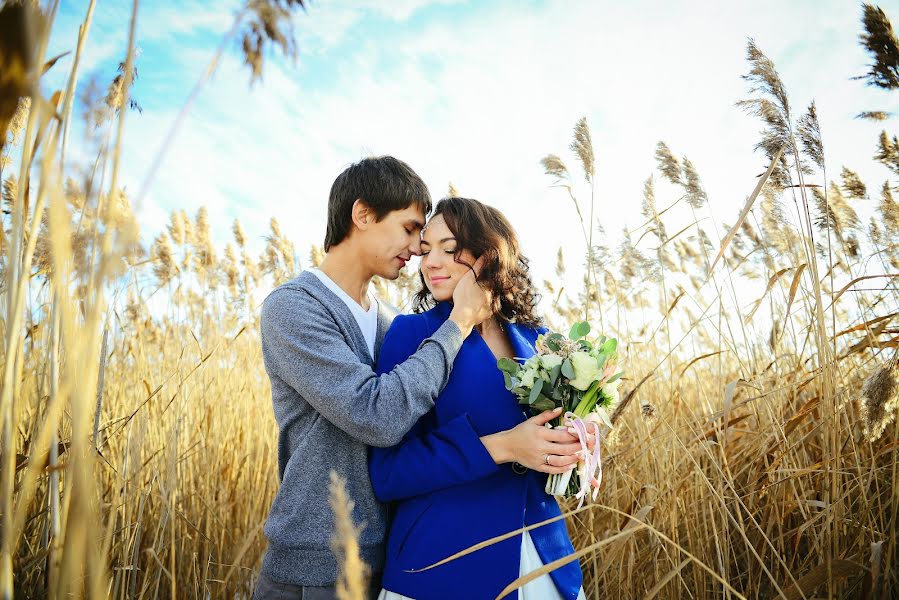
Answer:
[{"xmin": 419, "ymin": 214, "xmax": 477, "ymax": 302}]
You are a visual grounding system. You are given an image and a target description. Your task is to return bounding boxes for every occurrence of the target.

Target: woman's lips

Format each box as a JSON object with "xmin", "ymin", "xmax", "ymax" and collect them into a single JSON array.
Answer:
[{"xmin": 430, "ymin": 276, "xmax": 450, "ymax": 285}]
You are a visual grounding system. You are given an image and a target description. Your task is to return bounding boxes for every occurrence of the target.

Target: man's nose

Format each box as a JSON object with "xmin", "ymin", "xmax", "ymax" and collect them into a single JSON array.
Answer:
[{"xmin": 409, "ymin": 237, "xmax": 423, "ymax": 256}]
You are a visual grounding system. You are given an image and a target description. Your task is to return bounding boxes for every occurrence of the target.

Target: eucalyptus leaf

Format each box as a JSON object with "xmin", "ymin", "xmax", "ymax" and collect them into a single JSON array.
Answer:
[
  {"xmin": 597, "ymin": 353, "xmax": 607, "ymax": 369},
  {"xmin": 497, "ymin": 357, "xmax": 521, "ymax": 375},
  {"xmin": 606, "ymin": 371, "xmax": 622, "ymax": 384},
  {"xmin": 528, "ymin": 379, "xmax": 544, "ymax": 404},
  {"xmin": 561, "ymin": 358, "xmax": 575, "ymax": 380},
  {"xmin": 532, "ymin": 397, "xmax": 557, "ymax": 412},
  {"xmin": 569, "ymin": 321, "xmax": 591, "ymax": 340},
  {"xmin": 549, "ymin": 363, "xmax": 562, "ymax": 385}
]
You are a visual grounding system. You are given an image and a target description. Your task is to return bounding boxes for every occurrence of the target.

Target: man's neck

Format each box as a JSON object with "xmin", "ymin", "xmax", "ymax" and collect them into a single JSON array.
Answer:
[{"xmin": 318, "ymin": 246, "xmax": 373, "ymax": 308}]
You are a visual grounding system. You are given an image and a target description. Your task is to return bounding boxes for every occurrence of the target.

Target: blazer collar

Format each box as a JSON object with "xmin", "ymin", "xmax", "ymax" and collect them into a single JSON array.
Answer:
[
  {"xmin": 506, "ymin": 322, "xmax": 537, "ymax": 362},
  {"xmin": 433, "ymin": 302, "xmax": 536, "ymax": 362}
]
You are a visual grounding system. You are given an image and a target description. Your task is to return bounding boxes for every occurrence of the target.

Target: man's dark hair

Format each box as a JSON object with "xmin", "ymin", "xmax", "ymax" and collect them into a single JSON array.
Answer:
[{"xmin": 324, "ymin": 156, "xmax": 432, "ymax": 251}]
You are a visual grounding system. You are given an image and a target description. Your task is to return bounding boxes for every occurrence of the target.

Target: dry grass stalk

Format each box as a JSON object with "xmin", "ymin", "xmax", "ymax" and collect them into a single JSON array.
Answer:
[{"xmin": 328, "ymin": 471, "xmax": 369, "ymax": 600}]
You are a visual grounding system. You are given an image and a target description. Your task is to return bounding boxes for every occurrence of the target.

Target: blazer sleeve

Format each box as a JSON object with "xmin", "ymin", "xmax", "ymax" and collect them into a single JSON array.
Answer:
[{"xmin": 368, "ymin": 317, "xmax": 499, "ymax": 502}]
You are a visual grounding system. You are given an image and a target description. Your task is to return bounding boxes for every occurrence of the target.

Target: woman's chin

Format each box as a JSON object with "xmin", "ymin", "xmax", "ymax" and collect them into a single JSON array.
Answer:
[{"xmin": 432, "ymin": 291, "xmax": 453, "ymax": 303}]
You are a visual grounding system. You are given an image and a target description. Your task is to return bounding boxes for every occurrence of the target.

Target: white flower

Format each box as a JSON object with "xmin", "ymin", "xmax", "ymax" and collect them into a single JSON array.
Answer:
[
  {"xmin": 541, "ymin": 354, "xmax": 563, "ymax": 371},
  {"xmin": 519, "ymin": 366, "xmax": 538, "ymax": 389},
  {"xmin": 587, "ymin": 407, "xmax": 613, "ymax": 429},
  {"xmin": 601, "ymin": 377, "xmax": 621, "ymax": 406},
  {"xmin": 569, "ymin": 351, "xmax": 600, "ymax": 391}
]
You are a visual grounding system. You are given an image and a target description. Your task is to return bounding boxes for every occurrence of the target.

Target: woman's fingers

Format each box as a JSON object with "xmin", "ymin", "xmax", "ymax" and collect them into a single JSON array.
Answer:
[
  {"xmin": 537, "ymin": 465, "xmax": 577, "ymax": 475},
  {"xmin": 548, "ymin": 442, "xmax": 584, "ymax": 457},
  {"xmin": 535, "ymin": 455, "xmax": 579, "ymax": 474},
  {"xmin": 541, "ymin": 428, "xmax": 579, "ymax": 443}
]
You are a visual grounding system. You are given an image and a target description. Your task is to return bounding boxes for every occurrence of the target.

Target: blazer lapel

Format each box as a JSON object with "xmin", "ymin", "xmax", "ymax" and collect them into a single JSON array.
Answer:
[
  {"xmin": 506, "ymin": 323, "xmax": 536, "ymax": 363},
  {"xmin": 374, "ymin": 301, "xmax": 399, "ymax": 362}
]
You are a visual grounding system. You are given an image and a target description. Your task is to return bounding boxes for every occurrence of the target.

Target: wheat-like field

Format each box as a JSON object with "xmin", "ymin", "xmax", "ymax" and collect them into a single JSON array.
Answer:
[{"xmin": 1, "ymin": 2, "xmax": 897, "ymax": 599}]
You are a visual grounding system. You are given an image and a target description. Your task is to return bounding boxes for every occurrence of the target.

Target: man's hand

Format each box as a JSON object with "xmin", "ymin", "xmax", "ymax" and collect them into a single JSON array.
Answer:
[{"xmin": 449, "ymin": 256, "xmax": 493, "ymax": 337}]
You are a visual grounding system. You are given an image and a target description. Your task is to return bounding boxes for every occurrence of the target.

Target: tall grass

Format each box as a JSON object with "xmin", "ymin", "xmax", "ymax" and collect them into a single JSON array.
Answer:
[{"xmin": 1, "ymin": 1, "xmax": 897, "ymax": 599}]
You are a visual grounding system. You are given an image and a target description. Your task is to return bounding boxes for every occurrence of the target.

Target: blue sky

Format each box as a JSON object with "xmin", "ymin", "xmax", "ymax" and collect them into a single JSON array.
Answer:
[{"xmin": 46, "ymin": 0, "xmax": 899, "ymax": 311}]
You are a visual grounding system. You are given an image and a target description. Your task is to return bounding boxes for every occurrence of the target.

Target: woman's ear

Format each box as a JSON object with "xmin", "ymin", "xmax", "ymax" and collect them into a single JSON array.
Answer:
[{"xmin": 351, "ymin": 199, "xmax": 372, "ymax": 231}]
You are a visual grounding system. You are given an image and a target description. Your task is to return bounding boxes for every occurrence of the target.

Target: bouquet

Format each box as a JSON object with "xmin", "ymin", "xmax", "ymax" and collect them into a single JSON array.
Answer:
[{"xmin": 497, "ymin": 321, "xmax": 623, "ymax": 506}]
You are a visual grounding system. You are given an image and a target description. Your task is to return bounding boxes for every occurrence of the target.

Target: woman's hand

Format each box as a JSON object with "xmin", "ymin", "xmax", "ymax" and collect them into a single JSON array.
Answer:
[{"xmin": 481, "ymin": 407, "xmax": 591, "ymax": 474}]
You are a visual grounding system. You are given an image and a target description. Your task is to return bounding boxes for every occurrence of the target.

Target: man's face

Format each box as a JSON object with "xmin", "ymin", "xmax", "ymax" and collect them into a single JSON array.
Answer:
[{"xmin": 360, "ymin": 204, "xmax": 426, "ymax": 280}]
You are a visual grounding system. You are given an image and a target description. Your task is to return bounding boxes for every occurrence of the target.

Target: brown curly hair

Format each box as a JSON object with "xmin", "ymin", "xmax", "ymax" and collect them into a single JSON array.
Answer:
[{"xmin": 412, "ymin": 197, "xmax": 542, "ymax": 328}]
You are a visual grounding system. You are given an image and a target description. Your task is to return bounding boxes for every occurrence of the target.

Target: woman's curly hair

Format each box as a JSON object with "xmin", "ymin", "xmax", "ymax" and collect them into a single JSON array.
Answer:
[{"xmin": 412, "ymin": 197, "xmax": 543, "ymax": 328}]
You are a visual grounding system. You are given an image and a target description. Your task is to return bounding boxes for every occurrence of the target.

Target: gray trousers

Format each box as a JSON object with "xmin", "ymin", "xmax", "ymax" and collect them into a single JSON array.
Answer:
[{"xmin": 252, "ymin": 571, "xmax": 382, "ymax": 600}]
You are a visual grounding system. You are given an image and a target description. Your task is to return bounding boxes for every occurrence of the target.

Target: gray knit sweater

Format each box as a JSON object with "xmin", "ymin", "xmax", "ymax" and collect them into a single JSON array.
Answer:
[{"xmin": 259, "ymin": 271, "xmax": 464, "ymax": 585}]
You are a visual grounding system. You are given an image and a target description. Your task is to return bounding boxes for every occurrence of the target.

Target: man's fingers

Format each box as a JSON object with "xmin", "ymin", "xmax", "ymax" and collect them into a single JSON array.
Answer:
[
  {"xmin": 529, "ymin": 407, "xmax": 563, "ymax": 426},
  {"xmin": 471, "ymin": 255, "xmax": 486, "ymax": 277}
]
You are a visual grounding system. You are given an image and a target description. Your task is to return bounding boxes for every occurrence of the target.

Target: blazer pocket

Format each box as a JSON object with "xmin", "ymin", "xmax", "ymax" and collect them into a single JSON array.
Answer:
[{"xmin": 395, "ymin": 499, "xmax": 433, "ymax": 558}]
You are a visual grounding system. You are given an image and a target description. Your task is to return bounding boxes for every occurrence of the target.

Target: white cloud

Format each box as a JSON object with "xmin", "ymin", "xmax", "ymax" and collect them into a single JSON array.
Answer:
[{"xmin": 73, "ymin": 0, "xmax": 899, "ymax": 318}]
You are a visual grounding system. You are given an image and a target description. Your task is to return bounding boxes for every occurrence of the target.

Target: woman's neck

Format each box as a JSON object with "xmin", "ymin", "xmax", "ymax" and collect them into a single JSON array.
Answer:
[{"xmin": 476, "ymin": 316, "xmax": 504, "ymax": 336}]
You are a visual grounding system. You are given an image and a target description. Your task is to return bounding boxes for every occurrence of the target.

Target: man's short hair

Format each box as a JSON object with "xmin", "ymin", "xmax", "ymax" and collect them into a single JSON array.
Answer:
[{"xmin": 324, "ymin": 156, "xmax": 432, "ymax": 251}]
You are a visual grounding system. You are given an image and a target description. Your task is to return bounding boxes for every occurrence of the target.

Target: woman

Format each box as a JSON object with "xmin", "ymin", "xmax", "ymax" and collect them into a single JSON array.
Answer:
[{"xmin": 370, "ymin": 197, "xmax": 587, "ymax": 600}]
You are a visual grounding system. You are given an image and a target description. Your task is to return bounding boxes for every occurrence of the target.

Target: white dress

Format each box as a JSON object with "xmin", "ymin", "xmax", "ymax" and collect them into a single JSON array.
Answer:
[{"xmin": 377, "ymin": 530, "xmax": 587, "ymax": 600}]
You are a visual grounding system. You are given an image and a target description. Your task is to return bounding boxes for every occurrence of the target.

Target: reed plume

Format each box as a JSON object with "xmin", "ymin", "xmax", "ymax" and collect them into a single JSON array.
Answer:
[
  {"xmin": 570, "ymin": 117, "xmax": 595, "ymax": 182},
  {"xmin": 859, "ymin": 355, "xmax": 899, "ymax": 440},
  {"xmin": 328, "ymin": 471, "xmax": 369, "ymax": 600},
  {"xmin": 654, "ymin": 141, "xmax": 683, "ymax": 185},
  {"xmin": 857, "ymin": 3, "xmax": 899, "ymax": 90},
  {"xmin": 241, "ymin": 0, "xmax": 308, "ymax": 82},
  {"xmin": 840, "ymin": 167, "xmax": 867, "ymax": 199}
]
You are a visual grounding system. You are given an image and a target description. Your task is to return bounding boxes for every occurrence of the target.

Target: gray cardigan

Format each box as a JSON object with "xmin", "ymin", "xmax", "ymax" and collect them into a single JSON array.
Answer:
[{"xmin": 259, "ymin": 271, "xmax": 464, "ymax": 585}]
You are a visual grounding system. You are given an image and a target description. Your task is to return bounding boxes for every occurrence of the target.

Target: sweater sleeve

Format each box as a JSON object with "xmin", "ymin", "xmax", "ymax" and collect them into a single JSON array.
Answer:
[
  {"xmin": 367, "ymin": 314, "xmax": 499, "ymax": 502},
  {"xmin": 260, "ymin": 288, "xmax": 464, "ymax": 447}
]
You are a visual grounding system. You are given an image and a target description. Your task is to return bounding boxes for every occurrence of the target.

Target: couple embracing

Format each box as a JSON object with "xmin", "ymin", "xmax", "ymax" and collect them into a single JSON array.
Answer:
[{"xmin": 253, "ymin": 156, "xmax": 588, "ymax": 600}]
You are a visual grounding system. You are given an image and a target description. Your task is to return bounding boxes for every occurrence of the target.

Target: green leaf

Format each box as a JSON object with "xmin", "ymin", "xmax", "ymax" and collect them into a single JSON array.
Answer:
[
  {"xmin": 528, "ymin": 379, "xmax": 544, "ymax": 404},
  {"xmin": 600, "ymin": 338, "xmax": 618, "ymax": 354},
  {"xmin": 569, "ymin": 321, "xmax": 591, "ymax": 340},
  {"xmin": 561, "ymin": 359, "xmax": 575, "ymax": 380},
  {"xmin": 532, "ymin": 397, "xmax": 557, "ymax": 412},
  {"xmin": 549, "ymin": 363, "xmax": 563, "ymax": 386},
  {"xmin": 497, "ymin": 357, "xmax": 520, "ymax": 375},
  {"xmin": 503, "ymin": 371, "xmax": 513, "ymax": 389},
  {"xmin": 606, "ymin": 371, "xmax": 622, "ymax": 384}
]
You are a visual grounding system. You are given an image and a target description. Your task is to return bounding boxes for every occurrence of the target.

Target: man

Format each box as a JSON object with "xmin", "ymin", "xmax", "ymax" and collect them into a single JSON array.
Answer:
[{"xmin": 253, "ymin": 156, "xmax": 494, "ymax": 599}]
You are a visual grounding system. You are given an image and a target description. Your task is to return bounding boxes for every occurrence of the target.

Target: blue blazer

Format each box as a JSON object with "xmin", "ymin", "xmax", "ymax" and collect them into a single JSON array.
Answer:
[{"xmin": 369, "ymin": 302, "xmax": 583, "ymax": 600}]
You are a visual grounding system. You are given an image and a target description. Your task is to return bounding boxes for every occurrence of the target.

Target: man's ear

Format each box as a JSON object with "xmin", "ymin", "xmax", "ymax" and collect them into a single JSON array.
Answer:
[{"xmin": 351, "ymin": 199, "xmax": 372, "ymax": 231}]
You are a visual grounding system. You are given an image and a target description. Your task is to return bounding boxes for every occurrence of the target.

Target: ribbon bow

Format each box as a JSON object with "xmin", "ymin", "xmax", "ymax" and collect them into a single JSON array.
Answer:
[{"xmin": 563, "ymin": 411, "xmax": 603, "ymax": 509}]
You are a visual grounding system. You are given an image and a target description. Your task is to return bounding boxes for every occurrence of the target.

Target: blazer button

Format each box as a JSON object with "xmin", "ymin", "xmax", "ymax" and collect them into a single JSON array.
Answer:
[{"xmin": 512, "ymin": 462, "xmax": 528, "ymax": 475}]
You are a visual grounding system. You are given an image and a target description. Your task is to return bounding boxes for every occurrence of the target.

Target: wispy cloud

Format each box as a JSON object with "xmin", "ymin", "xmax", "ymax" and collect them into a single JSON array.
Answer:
[{"xmin": 49, "ymin": 0, "xmax": 899, "ymax": 299}]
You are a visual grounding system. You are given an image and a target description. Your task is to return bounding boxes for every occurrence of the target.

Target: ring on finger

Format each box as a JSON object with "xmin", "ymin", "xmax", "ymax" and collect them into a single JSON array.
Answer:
[{"xmin": 543, "ymin": 453, "xmax": 550, "ymax": 465}]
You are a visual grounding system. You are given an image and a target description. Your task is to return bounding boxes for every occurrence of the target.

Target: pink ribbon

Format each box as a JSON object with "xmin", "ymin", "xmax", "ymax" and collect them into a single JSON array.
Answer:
[{"xmin": 564, "ymin": 411, "xmax": 603, "ymax": 509}]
